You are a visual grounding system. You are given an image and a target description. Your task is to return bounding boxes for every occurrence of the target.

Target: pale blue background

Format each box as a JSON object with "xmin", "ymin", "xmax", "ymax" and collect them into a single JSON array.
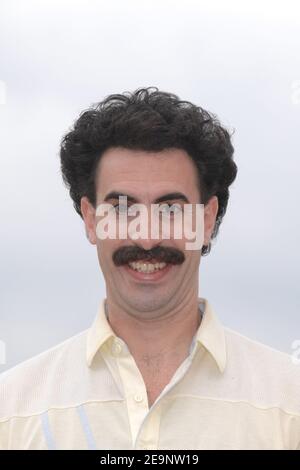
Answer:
[{"xmin": 0, "ymin": 0, "xmax": 299, "ymax": 372}]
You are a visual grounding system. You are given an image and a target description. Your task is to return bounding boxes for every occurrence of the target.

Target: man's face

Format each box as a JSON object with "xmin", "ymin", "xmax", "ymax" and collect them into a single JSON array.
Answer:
[{"xmin": 81, "ymin": 147, "xmax": 218, "ymax": 318}]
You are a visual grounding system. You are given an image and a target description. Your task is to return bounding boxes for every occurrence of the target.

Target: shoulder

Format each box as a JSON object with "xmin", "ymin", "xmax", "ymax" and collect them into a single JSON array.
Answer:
[
  {"xmin": 224, "ymin": 326, "xmax": 300, "ymax": 415},
  {"xmin": 0, "ymin": 329, "xmax": 88, "ymax": 422}
]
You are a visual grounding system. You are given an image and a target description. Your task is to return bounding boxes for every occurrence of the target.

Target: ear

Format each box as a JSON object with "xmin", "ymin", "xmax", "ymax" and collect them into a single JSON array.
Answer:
[
  {"xmin": 80, "ymin": 196, "xmax": 97, "ymax": 245},
  {"xmin": 203, "ymin": 196, "xmax": 218, "ymax": 246}
]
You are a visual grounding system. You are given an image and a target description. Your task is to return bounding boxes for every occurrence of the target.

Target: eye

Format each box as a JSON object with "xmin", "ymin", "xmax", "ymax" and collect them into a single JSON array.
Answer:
[
  {"xmin": 113, "ymin": 204, "xmax": 135, "ymax": 215},
  {"xmin": 160, "ymin": 203, "xmax": 183, "ymax": 215},
  {"xmin": 113, "ymin": 204, "xmax": 127, "ymax": 213}
]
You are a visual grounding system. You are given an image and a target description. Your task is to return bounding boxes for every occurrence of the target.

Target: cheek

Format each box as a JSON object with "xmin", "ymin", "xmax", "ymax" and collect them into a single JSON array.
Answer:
[
  {"xmin": 190, "ymin": 253, "xmax": 201, "ymax": 270},
  {"xmin": 96, "ymin": 240, "xmax": 122, "ymax": 268},
  {"xmin": 96, "ymin": 240, "xmax": 110, "ymax": 268},
  {"xmin": 183, "ymin": 249, "xmax": 200, "ymax": 267}
]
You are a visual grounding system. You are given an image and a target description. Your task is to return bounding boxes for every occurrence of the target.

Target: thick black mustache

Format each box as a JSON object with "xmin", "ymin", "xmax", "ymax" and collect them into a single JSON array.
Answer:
[{"xmin": 113, "ymin": 246, "xmax": 185, "ymax": 266}]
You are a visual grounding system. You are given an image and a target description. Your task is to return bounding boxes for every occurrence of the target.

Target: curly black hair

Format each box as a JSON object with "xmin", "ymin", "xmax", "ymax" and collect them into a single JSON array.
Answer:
[{"xmin": 60, "ymin": 87, "xmax": 237, "ymax": 255}]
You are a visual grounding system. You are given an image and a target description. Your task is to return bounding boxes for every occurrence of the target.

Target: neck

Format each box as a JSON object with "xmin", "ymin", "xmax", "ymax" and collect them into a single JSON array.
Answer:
[{"xmin": 105, "ymin": 291, "xmax": 202, "ymax": 371}]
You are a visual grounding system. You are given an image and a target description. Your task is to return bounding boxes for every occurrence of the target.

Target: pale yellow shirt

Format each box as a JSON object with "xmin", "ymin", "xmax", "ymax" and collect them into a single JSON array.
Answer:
[{"xmin": 0, "ymin": 297, "xmax": 300, "ymax": 450}]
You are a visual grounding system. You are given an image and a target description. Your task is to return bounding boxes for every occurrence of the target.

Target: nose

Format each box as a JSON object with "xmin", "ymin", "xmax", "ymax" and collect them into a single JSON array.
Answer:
[
  {"xmin": 132, "ymin": 238, "xmax": 163, "ymax": 252},
  {"xmin": 127, "ymin": 202, "xmax": 165, "ymax": 251}
]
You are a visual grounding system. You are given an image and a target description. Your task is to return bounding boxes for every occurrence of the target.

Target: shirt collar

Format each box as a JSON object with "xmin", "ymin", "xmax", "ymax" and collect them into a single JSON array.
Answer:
[
  {"xmin": 86, "ymin": 297, "xmax": 226, "ymax": 373},
  {"xmin": 86, "ymin": 298, "xmax": 115, "ymax": 367},
  {"xmin": 194, "ymin": 298, "xmax": 227, "ymax": 373}
]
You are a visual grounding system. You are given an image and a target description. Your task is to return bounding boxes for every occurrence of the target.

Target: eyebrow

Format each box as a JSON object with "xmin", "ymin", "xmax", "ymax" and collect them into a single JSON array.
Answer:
[{"xmin": 103, "ymin": 191, "xmax": 190, "ymax": 204}]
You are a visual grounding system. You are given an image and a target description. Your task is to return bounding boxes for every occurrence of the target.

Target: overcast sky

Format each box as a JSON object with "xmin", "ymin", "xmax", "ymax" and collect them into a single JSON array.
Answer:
[{"xmin": 0, "ymin": 0, "xmax": 299, "ymax": 372}]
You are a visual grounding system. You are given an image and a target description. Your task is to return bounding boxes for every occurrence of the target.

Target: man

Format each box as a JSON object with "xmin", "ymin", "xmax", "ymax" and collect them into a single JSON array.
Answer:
[{"xmin": 0, "ymin": 87, "xmax": 299, "ymax": 450}]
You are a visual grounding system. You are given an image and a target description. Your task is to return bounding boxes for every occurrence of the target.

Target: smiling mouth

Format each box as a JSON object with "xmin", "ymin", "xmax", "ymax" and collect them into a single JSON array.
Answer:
[
  {"xmin": 127, "ymin": 259, "xmax": 167, "ymax": 273},
  {"xmin": 122, "ymin": 258, "xmax": 174, "ymax": 281}
]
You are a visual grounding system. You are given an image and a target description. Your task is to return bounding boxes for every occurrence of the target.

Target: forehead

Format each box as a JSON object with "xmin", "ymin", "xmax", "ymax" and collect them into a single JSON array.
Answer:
[{"xmin": 96, "ymin": 147, "xmax": 199, "ymax": 198}]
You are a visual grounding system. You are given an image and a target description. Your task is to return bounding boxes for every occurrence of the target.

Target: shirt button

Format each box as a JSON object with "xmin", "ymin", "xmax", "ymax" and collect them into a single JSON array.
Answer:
[
  {"xmin": 134, "ymin": 394, "xmax": 144, "ymax": 403},
  {"xmin": 111, "ymin": 340, "xmax": 122, "ymax": 356}
]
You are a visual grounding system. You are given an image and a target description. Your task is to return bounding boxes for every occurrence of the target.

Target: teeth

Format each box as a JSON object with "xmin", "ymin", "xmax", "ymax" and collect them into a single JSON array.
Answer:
[{"xmin": 128, "ymin": 261, "xmax": 167, "ymax": 273}]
